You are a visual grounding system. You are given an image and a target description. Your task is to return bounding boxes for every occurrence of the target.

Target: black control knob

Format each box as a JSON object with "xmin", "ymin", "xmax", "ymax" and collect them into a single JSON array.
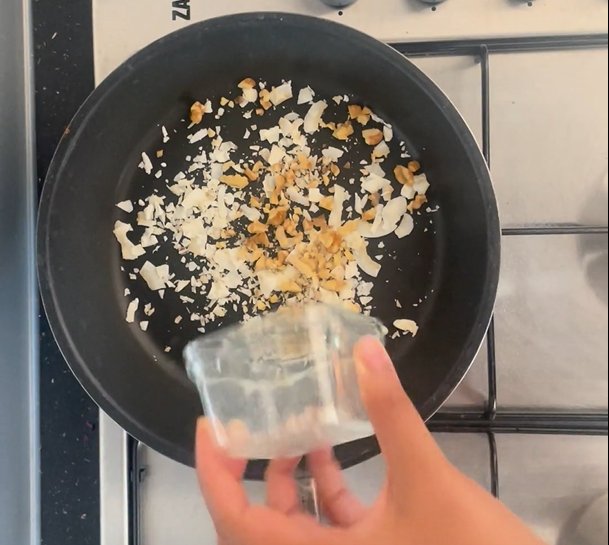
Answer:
[{"xmin": 319, "ymin": 0, "xmax": 359, "ymax": 6}]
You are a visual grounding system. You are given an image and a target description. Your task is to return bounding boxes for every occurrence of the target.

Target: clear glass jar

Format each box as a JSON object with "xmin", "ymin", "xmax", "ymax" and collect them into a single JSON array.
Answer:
[{"xmin": 185, "ymin": 303, "xmax": 384, "ymax": 459}]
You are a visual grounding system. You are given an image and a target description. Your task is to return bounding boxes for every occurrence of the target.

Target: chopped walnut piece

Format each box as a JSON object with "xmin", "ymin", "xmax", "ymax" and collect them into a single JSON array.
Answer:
[
  {"xmin": 220, "ymin": 174, "xmax": 249, "ymax": 189},
  {"xmin": 288, "ymin": 256, "xmax": 316, "ymax": 278},
  {"xmin": 348, "ymin": 105, "xmax": 371, "ymax": 125},
  {"xmin": 338, "ymin": 220, "xmax": 359, "ymax": 236},
  {"xmin": 189, "ymin": 101, "xmax": 205, "ymax": 124},
  {"xmin": 362, "ymin": 128, "xmax": 383, "ymax": 146},
  {"xmin": 361, "ymin": 209, "xmax": 376, "ymax": 221},
  {"xmin": 333, "ymin": 121, "xmax": 354, "ymax": 141},
  {"xmin": 247, "ymin": 221, "xmax": 268, "ymax": 235},
  {"xmin": 321, "ymin": 279, "xmax": 345, "ymax": 292},
  {"xmin": 238, "ymin": 78, "xmax": 256, "ymax": 89},
  {"xmin": 255, "ymin": 256, "xmax": 267, "ymax": 271},
  {"xmin": 247, "ymin": 221, "xmax": 268, "ymax": 234},
  {"xmin": 319, "ymin": 196, "xmax": 334, "ymax": 211},
  {"xmin": 407, "ymin": 194, "xmax": 427, "ymax": 212},
  {"xmin": 394, "ymin": 165, "xmax": 415, "ymax": 186},
  {"xmin": 251, "ymin": 232, "xmax": 270, "ymax": 247},
  {"xmin": 267, "ymin": 208, "xmax": 287, "ymax": 226},
  {"xmin": 408, "ymin": 160, "xmax": 420, "ymax": 173},
  {"xmin": 348, "ymin": 105, "xmax": 362, "ymax": 119},
  {"xmin": 279, "ymin": 280, "xmax": 301, "ymax": 293},
  {"xmin": 259, "ymin": 89, "xmax": 272, "ymax": 110},
  {"xmin": 244, "ymin": 166, "xmax": 258, "ymax": 181}
]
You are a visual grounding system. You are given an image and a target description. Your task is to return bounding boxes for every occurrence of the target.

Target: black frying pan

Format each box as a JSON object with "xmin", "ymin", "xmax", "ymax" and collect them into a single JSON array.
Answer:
[{"xmin": 37, "ymin": 13, "xmax": 500, "ymax": 479}]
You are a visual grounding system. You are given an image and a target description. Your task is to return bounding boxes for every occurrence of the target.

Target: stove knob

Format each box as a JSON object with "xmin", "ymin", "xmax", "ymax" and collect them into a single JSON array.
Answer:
[{"xmin": 319, "ymin": 0, "xmax": 359, "ymax": 6}]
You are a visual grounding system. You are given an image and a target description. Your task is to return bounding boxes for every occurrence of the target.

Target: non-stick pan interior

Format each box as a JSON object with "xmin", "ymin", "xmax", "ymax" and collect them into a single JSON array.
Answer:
[{"xmin": 38, "ymin": 13, "xmax": 499, "ymax": 476}]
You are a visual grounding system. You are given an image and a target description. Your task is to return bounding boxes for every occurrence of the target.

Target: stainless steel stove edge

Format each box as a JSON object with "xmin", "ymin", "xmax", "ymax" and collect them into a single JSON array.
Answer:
[{"xmin": 0, "ymin": 0, "xmax": 40, "ymax": 544}]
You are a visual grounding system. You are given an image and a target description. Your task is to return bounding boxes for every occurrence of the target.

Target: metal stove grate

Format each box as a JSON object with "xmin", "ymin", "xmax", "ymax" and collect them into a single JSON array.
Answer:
[{"xmin": 126, "ymin": 33, "xmax": 609, "ymax": 542}]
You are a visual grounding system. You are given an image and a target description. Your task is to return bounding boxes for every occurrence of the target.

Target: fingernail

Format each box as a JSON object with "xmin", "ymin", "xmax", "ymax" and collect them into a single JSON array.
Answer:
[{"xmin": 354, "ymin": 336, "xmax": 392, "ymax": 374}]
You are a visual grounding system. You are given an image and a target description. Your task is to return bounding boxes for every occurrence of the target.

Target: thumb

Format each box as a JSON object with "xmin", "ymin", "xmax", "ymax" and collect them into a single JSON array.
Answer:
[{"xmin": 354, "ymin": 336, "xmax": 447, "ymax": 482}]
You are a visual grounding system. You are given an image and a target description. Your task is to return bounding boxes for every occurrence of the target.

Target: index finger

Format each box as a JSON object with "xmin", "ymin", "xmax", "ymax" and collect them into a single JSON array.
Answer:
[
  {"xmin": 307, "ymin": 448, "xmax": 368, "ymax": 527},
  {"xmin": 195, "ymin": 418, "xmax": 249, "ymax": 526}
]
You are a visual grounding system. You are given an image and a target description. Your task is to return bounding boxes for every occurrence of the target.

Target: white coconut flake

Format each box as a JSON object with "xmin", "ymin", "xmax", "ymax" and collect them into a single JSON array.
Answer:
[
  {"xmin": 362, "ymin": 174, "xmax": 391, "ymax": 194},
  {"xmin": 303, "ymin": 101, "xmax": 327, "ymax": 134},
  {"xmin": 383, "ymin": 125, "xmax": 393, "ymax": 142},
  {"xmin": 322, "ymin": 147, "xmax": 344, "ymax": 162},
  {"xmin": 358, "ymin": 219, "xmax": 394, "ymax": 239},
  {"xmin": 355, "ymin": 250, "xmax": 381, "ymax": 278},
  {"xmin": 413, "ymin": 173, "xmax": 430, "ymax": 195},
  {"xmin": 394, "ymin": 319, "xmax": 419, "ymax": 336},
  {"xmin": 308, "ymin": 187, "xmax": 323, "ymax": 203},
  {"xmin": 382, "ymin": 197, "xmax": 407, "ymax": 231},
  {"xmin": 126, "ymin": 298, "xmax": 139, "ymax": 323},
  {"xmin": 242, "ymin": 87, "xmax": 258, "ymax": 103},
  {"xmin": 113, "ymin": 221, "xmax": 146, "ymax": 260},
  {"xmin": 354, "ymin": 194, "xmax": 367, "ymax": 214},
  {"xmin": 372, "ymin": 141, "xmax": 390, "ymax": 159},
  {"xmin": 140, "ymin": 261, "xmax": 167, "ymax": 291},
  {"xmin": 401, "ymin": 183, "xmax": 416, "ymax": 200},
  {"xmin": 269, "ymin": 81, "xmax": 293, "ymax": 106},
  {"xmin": 188, "ymin": 129, "xmax": 208, "ymax": 144},
  {"xmin": 139, "ymin": 321, "xmax": 149, "ymax": 331},
  {"xmin": 268, "ymin": 145, "xmax": 286, "ymax": 165},
  {"xmin": 241, "ymin": 205, "xmax": 262, "ymax": 222},
  {"xmin": 286, "ymin": 186, "xmax": 310, "ymax": 207},
  {"xmin": 161, "ymin": 126, "xmax": 169, "ymax": 143},
  {"xmin": 328, "ymin": 185, "xmax": 347, "ymax": 229},
  {"xmin": 139, "ymin": 152, "xmax": 153, "ymax": 174},
  {"xmin": 116, "ymin": 200, "xmax": 133, "ymax": 213},
  {"xmin": 260, "ymin": 126, "xmax": 281, "ymax": 144},
  {"xmin": 297, "ymin": 86, "xmax": 315, "ymax": 104},
  {"xmin": 395, "ymin": 214, "xmax": 415, "ymax": 238},
  {"xmin": 175, "ymin": 280, "xmax": 189, "ymax": 292}
]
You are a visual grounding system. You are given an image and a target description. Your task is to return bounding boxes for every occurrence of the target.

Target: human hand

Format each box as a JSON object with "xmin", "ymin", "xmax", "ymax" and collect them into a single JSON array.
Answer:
[{"xmin": 196, "ymin": 336, "xmax": 546, "ymax": 545}]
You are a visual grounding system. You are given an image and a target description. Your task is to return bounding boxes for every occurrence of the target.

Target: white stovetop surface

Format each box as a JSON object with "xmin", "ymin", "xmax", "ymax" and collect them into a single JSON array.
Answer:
[
  {"xmin": 94, "ymin": 2, "xmax": 608, "ymax": 545},
  {"xmin": 92, "ymin": 0, "xmax": 608, "ymax": 83}
]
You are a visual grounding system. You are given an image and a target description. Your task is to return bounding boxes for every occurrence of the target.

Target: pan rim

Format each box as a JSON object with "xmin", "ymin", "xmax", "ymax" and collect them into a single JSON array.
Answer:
[{"xmin": 37, "ymin": 11, "xmax": 501, "ymax": 473}]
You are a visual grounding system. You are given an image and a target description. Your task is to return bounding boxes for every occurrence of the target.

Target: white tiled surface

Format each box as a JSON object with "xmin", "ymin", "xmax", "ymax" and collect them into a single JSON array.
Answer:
[
  {"xmin": 490, "ymin": 49, "xmax": 608, "ymax": 227},
  {"xmin": 411, "ymin": 55, "xmax": 483, "ymax": 146},
  {"xmin": 494, "ymin": 234, "xmax": 608, "ymax": 409},
  {"xmin": 498, "ymin": 434, "xmax": 608, "ymax": 545}
]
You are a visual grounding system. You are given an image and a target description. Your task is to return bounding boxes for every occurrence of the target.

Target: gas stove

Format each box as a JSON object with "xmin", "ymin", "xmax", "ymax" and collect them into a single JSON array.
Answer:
[{"xmin": 23, "ymin": 1, "xmax": 609, "ymax": 544}]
